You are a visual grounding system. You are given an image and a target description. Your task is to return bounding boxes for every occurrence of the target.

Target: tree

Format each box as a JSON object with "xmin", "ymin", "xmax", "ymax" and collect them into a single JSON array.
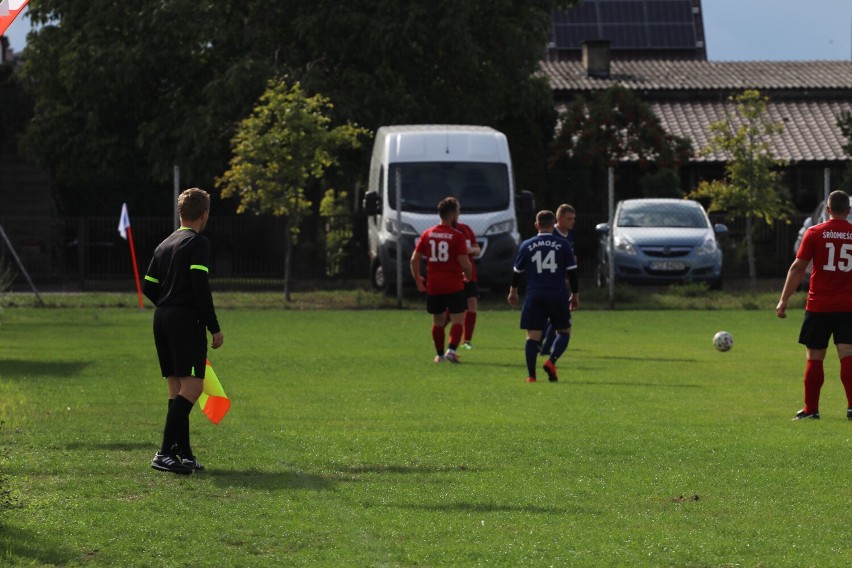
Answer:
[
  {"xmin": 20, "ymin": 0, "xmax": 578, "ymax": 215},
  {"xmin": 836, "ymin": 110, "xmax": 852, "ymax": 192},
  {"xmin": 550, "ymin": 85, "xmax": 692, "ymax": 207},
  {"xmin": 687, "ymin": 90, "xmax": 791, "ymax": 293},
  {"xmin": 216, "ymin": 79, "xmax": 367, "ymax": 301}
]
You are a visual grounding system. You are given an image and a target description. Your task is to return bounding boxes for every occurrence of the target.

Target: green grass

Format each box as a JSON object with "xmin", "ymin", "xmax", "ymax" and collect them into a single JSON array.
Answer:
[{"xmin": 1, "ymin": 304, "xmax": 849, "ymax": 566}]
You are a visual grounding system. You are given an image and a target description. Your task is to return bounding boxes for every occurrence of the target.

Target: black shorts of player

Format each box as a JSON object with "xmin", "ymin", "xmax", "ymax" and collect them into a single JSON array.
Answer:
[
  {"xmin": 153, "ymin": 305, "xmax": 207, "ymax": 378},
  {"xmin": 464, "ymin": 280, "xmax": 480, "ymax": 300},
  {"xmin": 798, "ymin": 311, "xmax": 852, "ymax": 349},
  {"xmin": 520, "ymin": 291, "xmax": 571, "ymax": 331},
  {"xmin": 426, "ymin": 290, "xmax": 467, "ymax": 315}
]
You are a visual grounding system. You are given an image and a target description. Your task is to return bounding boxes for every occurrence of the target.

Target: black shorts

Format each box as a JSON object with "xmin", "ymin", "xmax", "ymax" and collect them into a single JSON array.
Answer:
[
  {"xmin": 464, "ymin": 281, "xmax": 480, "ymax": 300},
  {"xmin": 426, "ymin": 290, "xmax": 467, "ymax": 315},
  {"xmin": 520, "ymin": 291, "xmax": 571, "ymax": 331},
  {"xmin": 798, "ymin": 311, "xmax": 852, "ymax": 349},
  {"xmin": 153, "ymin": 306, "xmax": 207, "ymax": 378}
]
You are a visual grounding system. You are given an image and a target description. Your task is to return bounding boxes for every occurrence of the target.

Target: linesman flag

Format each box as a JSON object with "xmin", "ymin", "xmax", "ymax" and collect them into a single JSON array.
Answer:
[
  {"xmin": 0, "ymin": 0, "xmax": 30, "ymax": 37},
  {"xmin": 118, "ymin": 203, "xmax": 144, "ymax": 309},
  {"xmin": 199, "ymin": 360, "xmax": 231, "ymax": 425}
]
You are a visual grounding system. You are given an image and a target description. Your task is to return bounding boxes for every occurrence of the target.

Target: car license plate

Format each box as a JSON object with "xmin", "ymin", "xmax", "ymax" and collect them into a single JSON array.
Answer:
[{"xmin": 650, "ymin": 261, "xmax": 686, "ymax": 271}]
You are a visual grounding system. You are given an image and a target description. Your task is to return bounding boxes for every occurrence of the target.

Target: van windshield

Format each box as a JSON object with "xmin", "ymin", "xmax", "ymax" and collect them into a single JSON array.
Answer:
[{"xmin": 387, "ymin": 162, "xmax": 510, "ymax": 213}]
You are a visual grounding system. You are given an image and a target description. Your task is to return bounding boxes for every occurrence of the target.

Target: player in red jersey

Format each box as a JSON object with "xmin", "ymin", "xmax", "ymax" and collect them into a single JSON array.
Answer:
[
  {"xmin": 452, "ymin": 203, "xmax": 482, "ymax": 349},
  {"xmin": 410, "ymin": 197, "xmax": 472, "ymax": 363},
  {"xmin": 777, "ymin": 190, "xmax": 852, "ymax": 420}
]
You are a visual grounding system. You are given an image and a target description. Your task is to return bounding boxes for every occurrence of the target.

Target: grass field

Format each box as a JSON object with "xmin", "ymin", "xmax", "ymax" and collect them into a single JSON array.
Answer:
[{"xmin": 1, "ymin": 300, "xmax": 851, "ymax": 566}]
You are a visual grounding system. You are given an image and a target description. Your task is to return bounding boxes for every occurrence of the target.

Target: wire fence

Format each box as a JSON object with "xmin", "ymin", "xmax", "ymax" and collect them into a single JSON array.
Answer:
[{"xmin": 0, "ymin": 210, "xmax": 808, "ymax": 293}]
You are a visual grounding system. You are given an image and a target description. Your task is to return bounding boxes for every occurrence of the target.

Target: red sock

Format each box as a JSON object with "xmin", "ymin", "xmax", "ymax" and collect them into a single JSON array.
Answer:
[
  {"xmin": 463, "ymin": 312, "xmax": 477, "ymax": 342},
  {"xmin": 432, "ymin": 325, "xmax": 444, "ymax": 355},
  {"xmin": 448, "ymin": 323, "xmax": 463, "ymax": 350},
  {"xmin": 804, "ymin": 359, "xmax": 824, "ymax": 413},
  {"xmin": 431, "ymin": 325, "xmax": 445, "ymax": 356},
  {"xmin": 840, "ymin": 357, "xmax": 852, "ymax": 408}
]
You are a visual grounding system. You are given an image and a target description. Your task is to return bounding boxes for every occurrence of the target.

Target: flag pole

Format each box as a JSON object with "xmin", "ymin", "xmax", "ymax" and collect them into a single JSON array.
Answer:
[{"xmin": 126, "ymin": 225, "xmax": 144, "ymax": 309}]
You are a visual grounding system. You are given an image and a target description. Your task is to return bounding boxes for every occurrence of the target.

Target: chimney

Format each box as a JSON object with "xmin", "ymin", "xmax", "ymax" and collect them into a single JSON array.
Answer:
[{"xmin": 582, "ymin": 40, "xmax": 611, "ymax": 79}]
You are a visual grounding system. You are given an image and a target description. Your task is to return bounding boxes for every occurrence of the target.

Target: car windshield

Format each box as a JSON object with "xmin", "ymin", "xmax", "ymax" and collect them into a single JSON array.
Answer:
[
  {"xmin": 387, "ymin": 162, "xmax": 510, "ymax": 213},
  {"xmin": 617, "ymin": 204, "xmax": 709, "ymax": 228}
]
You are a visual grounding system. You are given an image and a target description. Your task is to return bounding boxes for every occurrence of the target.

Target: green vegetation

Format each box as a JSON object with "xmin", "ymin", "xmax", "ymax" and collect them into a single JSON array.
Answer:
[{"xmin": 1, "ymin": 304, "xmax": 845, "ymax": 566}]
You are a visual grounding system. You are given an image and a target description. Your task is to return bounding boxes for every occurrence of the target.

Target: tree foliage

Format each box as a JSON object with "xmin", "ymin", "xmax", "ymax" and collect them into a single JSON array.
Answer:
[
  {"xmin": 20, "ymin": 0, "xmax": 576, "ymax": 215},
  {"xmin": 216, "ymin": 79, "xmax": 367, "ymax": 300},
  {"xmin": 686, "ymin": 89, "xmax": 791, "ymax": 292},
  {"xmin": 549, "ymin": 86, "xmax": 692, "ymax": 207},
  {"xmin": 836, "ymin": 110, "xmax": 852, "ymax": 192},
  {"xmin": 551, "ymin": 85, "xmax": 692, "ymax": 171}
]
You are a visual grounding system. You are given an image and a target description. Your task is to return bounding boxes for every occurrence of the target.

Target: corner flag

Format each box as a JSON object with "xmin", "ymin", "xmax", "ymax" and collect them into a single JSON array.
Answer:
[
  {"xmin": 0, "ymin": 0, "xmax": 30, "ymax": 37},
  {"xmin": 118, "ymin": 203, "xmax": 144, "ymax": 309}
]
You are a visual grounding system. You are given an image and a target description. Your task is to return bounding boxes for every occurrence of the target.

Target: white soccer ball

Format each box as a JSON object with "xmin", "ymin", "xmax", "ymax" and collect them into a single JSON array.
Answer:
[{"xmin": 713, "ymin": 331, "xmax": 733, "ymax": 352}]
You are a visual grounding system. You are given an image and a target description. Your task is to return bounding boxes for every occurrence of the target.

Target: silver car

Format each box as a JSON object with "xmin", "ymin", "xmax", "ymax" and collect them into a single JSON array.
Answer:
[
  {"xmin": 792, "ymin": 200, "xmax": 852, "ymax": 288},
  {"xmin": 595, "ymin": 198, "xmax": 728, "ymax": 288}
]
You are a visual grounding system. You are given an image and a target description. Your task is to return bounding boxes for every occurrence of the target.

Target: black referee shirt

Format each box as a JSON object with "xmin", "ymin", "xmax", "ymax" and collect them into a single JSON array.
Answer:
[{"xmin": 142, "ymin": 227, "xmax": 220, "ymax": 334}]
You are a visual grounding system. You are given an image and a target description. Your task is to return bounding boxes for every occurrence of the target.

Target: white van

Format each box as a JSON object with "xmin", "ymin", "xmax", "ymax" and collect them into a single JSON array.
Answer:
[{"xmin": 363, "ymin": 125, "xmax": 532, "ymax": 292}]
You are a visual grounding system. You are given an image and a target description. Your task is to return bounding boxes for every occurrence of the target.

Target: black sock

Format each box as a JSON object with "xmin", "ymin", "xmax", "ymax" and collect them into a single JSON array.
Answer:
[
  {"xmin": 174, "ymin": 395, "xmax": 195, "ymax": 459},
  {"xmin": 160, "ymin": 395, "xmax": 194, "ymax": 455}
]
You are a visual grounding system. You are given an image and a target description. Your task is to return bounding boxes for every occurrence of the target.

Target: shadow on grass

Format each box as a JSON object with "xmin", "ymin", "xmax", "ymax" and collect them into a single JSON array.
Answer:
[
  {"xmin": 572, "ymin": 380, "xmax": 702, "ymax": 388},
  {"xmin": 207, "ymin": 468, "xmax": 335, "ymax": 491},
  {"xmin": 0, "ymin": 359, "xmax": 91, "ymax": 379},
  {"xmin": 334, "ymin": 464, "xmax": 479, "ymax": 475},
  {"xmin": 392, "ymin": 502, "xmax": 572, "ymax": 515},
  {"xmin": 585, "ymin": 355, "xmax": 698, "ymax": 363},
  {"xmin": 0, "ymin": 524, "xmax": 73, "ymax": 565},
  {"xmin": 63, "ymin": 441, "xmax": 153, "ymax": 452}
]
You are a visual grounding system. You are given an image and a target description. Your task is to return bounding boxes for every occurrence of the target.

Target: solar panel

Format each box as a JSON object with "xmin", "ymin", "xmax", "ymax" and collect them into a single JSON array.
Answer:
[{"xmin": 551, "ymin": 0, "xmax": 700, "ymax": 51}]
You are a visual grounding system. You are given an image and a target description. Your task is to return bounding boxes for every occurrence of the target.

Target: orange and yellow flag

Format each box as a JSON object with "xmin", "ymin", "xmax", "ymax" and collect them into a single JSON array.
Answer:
[{"xmin": 199, "ymin": 359, "xmax": 230, "ymax": 424}]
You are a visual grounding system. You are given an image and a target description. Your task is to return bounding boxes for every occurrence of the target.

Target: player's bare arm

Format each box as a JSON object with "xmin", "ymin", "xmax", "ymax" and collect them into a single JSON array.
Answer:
[
  {"xmin": 458, "ymin": 255, "xmax": 472, "ymax": 282},
  {"xmin": 410, "ymin": 251, "xmax": 426, "ymax": 292},
  {"xmin": 776, "ymin": 257, "xmax": 808, "ymax": 318}
]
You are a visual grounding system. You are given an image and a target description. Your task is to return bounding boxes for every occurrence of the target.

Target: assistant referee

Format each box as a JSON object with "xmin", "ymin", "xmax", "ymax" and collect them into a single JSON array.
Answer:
[{"xmin": 143, "ymin": 188, "xmax": 224, "ymax": 475}]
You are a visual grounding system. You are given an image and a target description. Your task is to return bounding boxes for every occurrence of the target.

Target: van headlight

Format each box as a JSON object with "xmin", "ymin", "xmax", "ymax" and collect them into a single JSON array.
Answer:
[
  {"xmin": 696, "ymin": 235, "xmax": 718, "ymax": 255},
  {"xmin": 485, "ymin": 220, "xmax": 514, "ymax": 235},
  {"xmin": 385, "ymin": 219, "xmax": 418, "ymax": 235}
]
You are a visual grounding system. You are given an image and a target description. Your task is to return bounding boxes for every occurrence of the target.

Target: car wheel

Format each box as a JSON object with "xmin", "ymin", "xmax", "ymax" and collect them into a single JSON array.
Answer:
[{"xmin": 596, "ymin": 263, "xmax": 608, "ymax": 288}]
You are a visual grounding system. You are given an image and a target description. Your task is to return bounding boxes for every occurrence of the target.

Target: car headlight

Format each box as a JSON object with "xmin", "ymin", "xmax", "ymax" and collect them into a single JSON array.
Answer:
[
  {"xmin": 385, "ymin": 219, "xmax": 418, "ymax": 235},
  {"xmin": 614, "ymin": 235, "xmax": 636, "ymax": 255},
  {"xmin": 485, "ymin": 219, "xmax": 514, "ymax": 235},
  {"xmin": 696, "ymin": 235, "xmax": 718, "ymax": 255}
]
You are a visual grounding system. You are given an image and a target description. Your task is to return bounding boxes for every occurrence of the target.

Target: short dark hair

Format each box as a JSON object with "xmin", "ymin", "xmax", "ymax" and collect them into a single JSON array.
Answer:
[
  {"xmin": 556, "ymin": 204, "xmax": 575, "ymax": 217},
  {"xmin": 536, "ymin": 210, "xmax": 556, "ymax": 229},
  {"xmin": 828, "ymin": 190, "xmax": 850, "ymax": 214},
  {"xmin": 178, "ymin": 188, "xmax": 210, "ymax": 221},
  {"xmin": 438, "ymin": 197, "xmax": 459, "ymax": 220}
]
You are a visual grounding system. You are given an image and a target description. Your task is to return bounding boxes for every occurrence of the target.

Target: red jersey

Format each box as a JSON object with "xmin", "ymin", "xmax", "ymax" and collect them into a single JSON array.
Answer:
[
  {"xmin": 415, "ymin": 223, "xmax": 469, "ymax": 295},
  {"xmin": 454, "ymin": 222, "xmax": 478, "ymax": 282},
  {"xmin": 798, "ymin": 218, "xmax": 852, "ymax": 312}
]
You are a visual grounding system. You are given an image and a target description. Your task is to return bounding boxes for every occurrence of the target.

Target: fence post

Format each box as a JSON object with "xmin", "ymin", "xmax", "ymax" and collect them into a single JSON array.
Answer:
[
  {"xmin": 607, "ymin": 167, "xmax": 615, "ymax": 309},
  {"xmin": 77, "ymin": 217, "xmax": 87, "ymax": 291}
]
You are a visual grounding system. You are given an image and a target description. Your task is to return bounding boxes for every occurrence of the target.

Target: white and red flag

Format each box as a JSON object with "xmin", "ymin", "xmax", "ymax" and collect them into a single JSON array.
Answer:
[{"xmin": 118, "ymin": 203, "xmax": 144, "ymax": 309}]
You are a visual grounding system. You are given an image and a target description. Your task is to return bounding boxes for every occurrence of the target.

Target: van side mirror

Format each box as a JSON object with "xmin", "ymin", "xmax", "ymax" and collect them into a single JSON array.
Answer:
[
  {"xmin": 363, "ymin": 191, "xmax": 381, "ymax": 216},
  {"xmin": 516, "ymin": 191, "xmax": 535, "ymax": 215}
]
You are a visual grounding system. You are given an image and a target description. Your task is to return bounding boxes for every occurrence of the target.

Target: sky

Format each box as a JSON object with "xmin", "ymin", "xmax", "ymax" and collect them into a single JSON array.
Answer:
[{"xmin": 3, "ymin": 1, "xmax": 852, "ymax": 62}]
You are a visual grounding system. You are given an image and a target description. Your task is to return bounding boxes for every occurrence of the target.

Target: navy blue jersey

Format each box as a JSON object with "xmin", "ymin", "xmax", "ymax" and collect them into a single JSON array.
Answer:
[
  {"xmin": 513, "ymin": 233, "xmax": 577, "ymax": 292},
  {"xmin": 554, "ymin": 226, "xmax": 575, "ymax": 247}
]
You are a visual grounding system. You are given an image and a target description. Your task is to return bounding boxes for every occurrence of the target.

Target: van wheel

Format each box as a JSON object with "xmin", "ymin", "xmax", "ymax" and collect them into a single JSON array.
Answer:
[{"xmin": 371, "ymin": 261, "xmax": 394, "ymax": 295}]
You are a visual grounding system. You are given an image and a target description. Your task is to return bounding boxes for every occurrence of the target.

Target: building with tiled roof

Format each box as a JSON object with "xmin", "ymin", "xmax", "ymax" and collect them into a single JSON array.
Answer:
[{"xmin": 540, "ymin": 48, "xmax": 852, "ymax": 212}]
